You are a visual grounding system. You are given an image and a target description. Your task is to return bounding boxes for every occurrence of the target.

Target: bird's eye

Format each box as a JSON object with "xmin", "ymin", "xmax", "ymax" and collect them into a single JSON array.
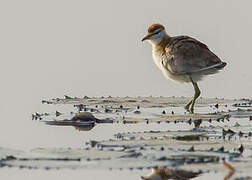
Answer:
[{"xmin": 152, "ymin": 30, "xmax": 161, "ymax": 36}]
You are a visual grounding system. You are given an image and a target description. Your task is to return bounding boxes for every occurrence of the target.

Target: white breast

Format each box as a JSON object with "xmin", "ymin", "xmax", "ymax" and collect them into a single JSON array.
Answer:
[
  {"xmin": 152, "ymin": 48, "xmax": 163, "ymax": 70},
  {"xmin": 152, "ymin": 47, "xmax": 190, "ymax": 83}
]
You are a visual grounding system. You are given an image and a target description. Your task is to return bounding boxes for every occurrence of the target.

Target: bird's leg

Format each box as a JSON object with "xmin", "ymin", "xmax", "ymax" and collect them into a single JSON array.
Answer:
[
  {"xmin": 190, "ymin": 80, "xmax": 201, "ymax": 114},
  {"xmin": 184, "ymin": 99, "xmax": 193, "ymax": 112},
  {"xmin": 184, "ymin": 76, "xmax": 194, "ymax": 112},
  {"xmin": 184, "ymin": 77, "xmax": 201, "ymax": 113}
]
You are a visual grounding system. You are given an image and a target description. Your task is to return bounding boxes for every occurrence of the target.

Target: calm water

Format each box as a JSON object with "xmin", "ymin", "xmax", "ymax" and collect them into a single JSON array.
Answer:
[
  {"xmin": 1, "ymin": 97, "xmax": 252, "ymax": 180},
  {"xmin": 0, "ymin": 100, "xmax": 193, "ymax": 180}
]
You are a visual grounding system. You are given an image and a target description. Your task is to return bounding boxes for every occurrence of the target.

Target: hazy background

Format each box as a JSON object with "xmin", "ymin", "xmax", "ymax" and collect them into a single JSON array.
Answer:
[
  {"xmin": 0, "ymin": 0, "xmax": 252, "ymax": 155},
  {"xmin": 0, "ymin": 0, "xmax": 251, "ymax": 179}
]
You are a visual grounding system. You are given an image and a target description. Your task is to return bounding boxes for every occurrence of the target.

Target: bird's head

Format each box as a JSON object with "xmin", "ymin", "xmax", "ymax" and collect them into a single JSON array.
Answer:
[{"xmin": 142, "ymin": 24, "xmax": 167, "ymax": 45}]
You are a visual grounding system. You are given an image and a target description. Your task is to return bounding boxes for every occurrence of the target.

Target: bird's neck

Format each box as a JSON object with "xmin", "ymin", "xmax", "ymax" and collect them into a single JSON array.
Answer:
[{"xmin": 152, "ymin": 34, "xmax": 170, "ymax": 54}]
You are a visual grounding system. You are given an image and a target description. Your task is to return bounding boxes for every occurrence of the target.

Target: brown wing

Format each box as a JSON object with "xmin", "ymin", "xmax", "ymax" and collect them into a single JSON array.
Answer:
[{"xmin": 164, "ymin": 36, "xmax": 224, "ymax": 75}]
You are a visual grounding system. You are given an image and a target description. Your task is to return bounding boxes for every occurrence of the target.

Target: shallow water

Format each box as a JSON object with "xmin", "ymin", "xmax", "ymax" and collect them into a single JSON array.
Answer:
[{"xmin": 1, "ymin": 97, "xmax": 252, "ymax": 179}]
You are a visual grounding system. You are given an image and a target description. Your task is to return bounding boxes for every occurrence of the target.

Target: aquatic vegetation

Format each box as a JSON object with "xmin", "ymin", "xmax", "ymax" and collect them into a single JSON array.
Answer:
[{"xmin": 3, "ymin": 96, "xmax": 252, "ymax": 178}]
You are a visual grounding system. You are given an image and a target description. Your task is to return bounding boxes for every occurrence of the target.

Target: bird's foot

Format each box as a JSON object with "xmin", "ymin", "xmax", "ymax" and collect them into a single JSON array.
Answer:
[
  {"xmin": 184, "ymin": 104, "xmax": 191, "ymax": 112},
  {"xmin": 184, "ymin": 105, "xmax": 194, "ymax": 114}
]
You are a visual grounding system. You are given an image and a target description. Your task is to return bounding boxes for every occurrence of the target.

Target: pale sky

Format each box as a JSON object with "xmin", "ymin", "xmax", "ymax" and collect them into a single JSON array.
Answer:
[{"xmin": 0, "ymin": 0, "xmax": 252, "ymax": 116}]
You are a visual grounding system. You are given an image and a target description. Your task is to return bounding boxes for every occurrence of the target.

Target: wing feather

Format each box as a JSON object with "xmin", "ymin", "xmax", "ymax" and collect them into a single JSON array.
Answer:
[{"xmin": 162, "ymin": 36, "xmax": 225, "ymax": 75}]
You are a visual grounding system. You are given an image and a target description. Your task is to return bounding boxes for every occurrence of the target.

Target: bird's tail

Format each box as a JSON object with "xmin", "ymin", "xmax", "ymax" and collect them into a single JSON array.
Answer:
[{"xmin": 215, "ymin": 62, "xmax": 227, "ymax": 69}]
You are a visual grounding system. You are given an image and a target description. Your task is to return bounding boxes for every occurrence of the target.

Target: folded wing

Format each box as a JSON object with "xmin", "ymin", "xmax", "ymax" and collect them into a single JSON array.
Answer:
[{"xmin": 163, "ymin": 36, "xmax": 226, "ymax": 75}]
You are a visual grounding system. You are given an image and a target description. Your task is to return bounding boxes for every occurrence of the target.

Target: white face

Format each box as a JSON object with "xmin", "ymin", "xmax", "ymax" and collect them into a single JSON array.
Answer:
[{"xmin": 148, "ymin": 30, "xmax": 166, "ymax": 45}]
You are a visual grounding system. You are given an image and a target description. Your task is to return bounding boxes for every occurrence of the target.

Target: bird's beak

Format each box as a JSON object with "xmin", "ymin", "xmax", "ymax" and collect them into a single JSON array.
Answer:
[{"xmin": 142, "ymin": 34, "xmax": 152, "ymax": 42}]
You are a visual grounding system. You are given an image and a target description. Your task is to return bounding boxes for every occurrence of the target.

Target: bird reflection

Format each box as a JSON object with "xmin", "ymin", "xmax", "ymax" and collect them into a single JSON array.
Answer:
[
  {"xmin": 44, "ymin": 112, "xmax": 112, "ymax": 132},
  {"xmin": 141, "ymin": 168, "xmax": 201, "ymax": 180}
]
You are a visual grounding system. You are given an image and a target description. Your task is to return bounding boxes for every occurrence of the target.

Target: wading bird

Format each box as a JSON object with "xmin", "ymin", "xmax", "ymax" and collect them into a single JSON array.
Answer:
[{"xmin": 142, "ymin": 24, "xmax": 226, "ymax": 113}]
